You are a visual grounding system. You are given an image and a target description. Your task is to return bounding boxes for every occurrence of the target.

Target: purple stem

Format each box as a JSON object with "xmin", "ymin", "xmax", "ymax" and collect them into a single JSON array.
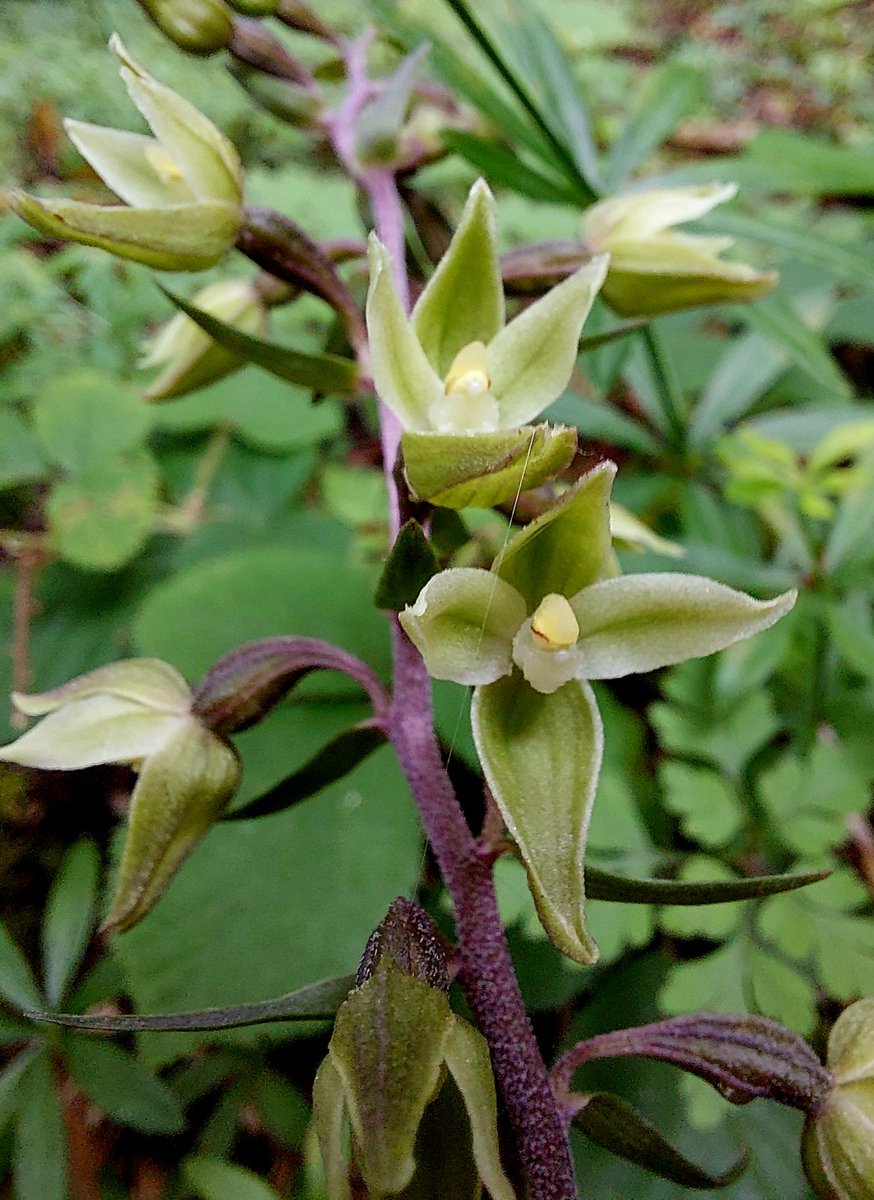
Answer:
[{"xmin": 322, "ymin": 34, "xmax": 579, "ymax": 1199}]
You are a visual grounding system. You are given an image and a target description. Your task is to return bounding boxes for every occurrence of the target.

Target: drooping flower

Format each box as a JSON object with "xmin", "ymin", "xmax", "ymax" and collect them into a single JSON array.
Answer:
[
  {"xmin": 0, "ymin": 659, "xmax": 240, "ymax": 932},
  {"xmin": 582, "ymin": 183, "xmax": 776, "ymax": 317},
  {"xmin": 400, "ymin": 462, "xmax": 796, "ymax": 964},
  {"xmin": 6, "ymin": 36, "xmax": 244, "ymax": 271}
]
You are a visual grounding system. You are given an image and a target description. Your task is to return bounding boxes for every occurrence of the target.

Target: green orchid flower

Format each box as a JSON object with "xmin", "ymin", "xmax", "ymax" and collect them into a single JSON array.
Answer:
[
  {"xmin": 400, "ymin": 462, "xmax": 796, "ymax": 964},
  {"xmin": 0, "ymin": 659, "xmax": 240, "ymax": 932},
  {"xmin": 582, "ymin": 183, "xmax": 776, "ymax": 317},
  {"xmin": 6, "ymin": 36, "xmax": 243, "ymax": 271},
  {"xmin": 366, "ymin": 178, "xmax": 608, "ymax": 506}
]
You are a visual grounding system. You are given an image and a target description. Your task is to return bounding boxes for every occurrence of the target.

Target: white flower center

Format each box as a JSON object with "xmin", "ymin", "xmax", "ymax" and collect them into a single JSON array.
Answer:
[
  {"xmin": 429, "ymin": 341, "xmax": 500, "ymax": 435},
  {"xmin": 512, "ymin": 595, "xmax": 583, "ymax": 694},
  {"xmin": 145, "ymin": 143, "xmax": 186, "ymax": 185}
]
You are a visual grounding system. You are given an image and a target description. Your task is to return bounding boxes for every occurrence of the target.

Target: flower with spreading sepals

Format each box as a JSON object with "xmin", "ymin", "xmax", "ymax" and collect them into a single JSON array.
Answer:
[
  {"xmin": 366, "ymin": 178, "xmax": 609, "ymax": 506},
  {"xmin": 582, "ymin": 183, "xmax": 776, "ymax": 317},
  {"xmin": 313, "ymin": 899, "xmax": 515, "ymax": 1200},
  {"xmin": 6, "ymin": 36, "xmax": 243, "ymax": 271},
  {"xmin": 141, "ymin": 278, "xmax": 269, "ymax": 399},
  {"xmin": 0, "ymin": 659, "xmax": 240, "ymax": 932},
  {"xmin": 400, "ymin": 461, "xmax": 796, "ymax": 964},
  {"xmin": 804, "ymin": 997, "xmax": 874, "ymax": 1200}
]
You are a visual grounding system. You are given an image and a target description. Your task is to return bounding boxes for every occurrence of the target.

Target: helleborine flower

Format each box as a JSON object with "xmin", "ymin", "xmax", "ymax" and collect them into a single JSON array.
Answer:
[
  {"xmin": 0, "ymin": 659, "xmax": 240, "ymax": 932},
  {"xmin": 6, "ymin": 35, "xmax": 243, "ymax": 271},
  {"xmin": 804, "ymin": 997, "xmax": 874, "ymax": 1200},
  {"xmin": 366, "ymin": 178, "xmax": 608, "ymax": 506},
  {"xmin": 582, "ymin": 183, "xmax": 777, "ymax": 317},
  {"xmin": 400, "ymin": 461, "xmax": 796, "ymax": 964},
  {"xmin": 141, "ymin": 278, "xmax": 268, "ymax": 399},
  {"xmin": 313, "ymin": 899, "xmax": 515, "ymax": 1200}
]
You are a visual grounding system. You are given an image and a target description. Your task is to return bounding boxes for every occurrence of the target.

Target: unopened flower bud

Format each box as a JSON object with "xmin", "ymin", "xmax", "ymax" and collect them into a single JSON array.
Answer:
[
  {"xmin": 135, "ymin": 0, "xmax": 234, "ymax": 55},
  {"xmin": 804, "ymin": 998, "xmax": 874, "ymax": 1200}
]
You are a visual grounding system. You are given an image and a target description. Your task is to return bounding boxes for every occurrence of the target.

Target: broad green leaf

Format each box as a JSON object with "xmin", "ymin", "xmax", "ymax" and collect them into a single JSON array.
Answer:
[
  {"xmin": 402, "ymin": 423, "xmax": 576, "ymax": 509},
  {"xmin": 442, "ymin": 1018, "xmax": 515, "ymax": 1200},
  {"xmin": 759, "ymin": 742, "xmax": 870, "ymax": 856},
  {"xmin": 605, "ymin": 62, "xmax": 706, "ymax": 189},
  {"xmin": 442, "ymin": 130, "xmax": 580, "ymax": 205},
  {"xmin": 412, "ymin": 178, "xmax": 504, "ymax": 376},
  {"xmin": 760, "ymin": 891, "xmax": 874, "ymax": 1002},
  {"xmin": 399, "ymin": 567, "xmax": 526, "ymax": 686},
  {"xmin": 568, "ymin": 574, "xmax": 795, "ymax": 679},
  {"xmin": 585, "ymin": 865, "xmax": 828, "ymax": 906},
  {"xmin": 574, "ymin": 1092, "xmax": 745, "ymax": 1189},
  {"xmin": 13, "ymin": 1048, "xmax": 66, "ymax": 1200},
  {"xmin": 494, "ymin": 461, "xmax": 615, "ymax": 610},
  {"xmin": 329, "ymin": 961, "xmax": 452, "ymax": 1194},
  {"xmin": 554, "ymin": 394, "xmax": 662, "ymax": 456},
  {"xmin": 825, "ymin": 474, "xmax": 874, "ymax": 579},
  {"xmin": 32, "ymin": 370, "xmax": 152, "ymax": 474},
  {"xmin": 737, "ymin": 296, "xmax": 852, "ymax": 399},
  {"xmin": 0, "ymin": 411, "xmax": 48, "ymax": 490},
  {"xmin": 659, "ymin": 762, "xmax": 744, "ymax": 848},
  {"xmin": 161, "ymin": 286, "xmax": 360, "ymax": 395},
  {"xmin": 0, "ymin": 920, "xmax": 42, "ymax": 1012},
  {"xmin": 473, "ymin": 674, "xmax": 603, "ymax": 964},
  {"xmin": 252, "ymin": 1071, "xmax": 310, "ymax": 1150},
  {"xmin": 66, "ymin": 1035, "xmax": 184, "ymax": 1133},
  {"xmin": 827, "ymin": 597, "xmax": 874, "ymax": 681},
  {"xmin": 41, "ymin": 840, "xmax": 99, "ymax": 1007},
  {"xmin": 184, "ymin": 1158, "xmax": 282, "ymax": 1200},
  {"xmin": 47, "ymin": 448, "xmax": 159, "ymax": 571}
]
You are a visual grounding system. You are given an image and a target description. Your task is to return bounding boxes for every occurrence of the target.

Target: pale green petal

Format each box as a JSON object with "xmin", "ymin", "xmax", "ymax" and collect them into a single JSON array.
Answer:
[
  {"xmin": 486, "ymin": 255, "xmax": 608, "ymax": 428},
  {"xmin": 412, "ymin": 178, "xmax": 504, "ymax": 377},
  {"xmin": 63, "ymin": 120, "xmax": 194, "ymax": 207},
  {"xmin": 104, "ymin": 717, "xmax": 240, "ymax": 931},
  {"xmin": 829, "ymin": 998, "xmax": 874, "ymax": 1084},
  {"xmin": 12, "ymin": 658, "xmax": 191, "ymax": 717},
  {"xmin": 399, "ymin": 568, "xmax": 526, "ymax": 686},
  {"xmin": 442, "ymin": 1017, "xmax": 516, "ymax": 1200},
  {"xmin": 7, "ymin": 191, "xmax": 240, "ymax": 271},
  {"xmin": 312, "ymin": 1058, "xmax": 353, "ymax": 1200},
  {"xmin": 569, "ymin": 574, "xmax": 797, "ymax": 679},
  {"xmin": 110, "ymin": 35, "xmax": 243, "ymax": 205},
  {"xmin": 366, "ymin": 235, "xmax": 444, "ymax": 431},
  {"xmin": 610, "ymin": 502, "xmax": 685, "ymax": 557},
  {"xmin": 494, "ymin": 460, "xmax": 616, "ymax": 611},
  {"xmin": 583, "ymin": 183, "xmax": 737, "ymax": 247},
  {"xmin": 472, "ymin": 675, "xmax": 603, "ymax": 964},
  {"xmin": 0, "ymin": 696, "xmax": 185, "ymax": 771},
  {"xmin": 605, "ymin": 235, "xmax": 764, "ymax": 277}
]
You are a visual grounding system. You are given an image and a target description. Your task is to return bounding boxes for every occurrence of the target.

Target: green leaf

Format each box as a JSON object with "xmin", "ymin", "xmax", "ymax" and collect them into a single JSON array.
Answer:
[
  {"xmin": 746, "ymin": 129, "xmax": 874, "ymax": 196},
  {"xmin": 659, "ymin": 762, "xmax": 744, "ymax": 849},
  {"xmin": 375, "ymin": 521, "xmax": 440, "ymax": 612},
  {"xmin": 32, "ymin": 370, "xmax": 152, "ymax": 474},
  {"xmin": 401, "ymin": 423, "xmax": 577, "ymax": 509},
  {"xmin": 494, "ymin": 461, "xmax": 615, "ymax": 610},
  {"xmin": 573, "ymin": 1092, "xmax": 746, "ymax": 1189},
  {"xmin": 29, "ymin": 974, "xmax": 353, "ymax": 1033},
  {"xmin": 160, "ymin": 286, "xmax": 360, "ymax": 395},
  {"xmin": 13, "ymin": 1048, "xmax": 66, "ymax": 1200},
  {"xmin": 826, "ymin": 597, "xmax": 874, "ymax": 681},
  {"xmin": 224, "ymin": 724, "xmax": 386, "ymax": 821},
  {"xmin": 0, "ymin": 1050, "xmax": 37, "ymax": 1135},
  {"xmin": 0, "ymin": 919, "xmax": 42, "ymax": 1013},
  {"xmin": 737, "ymin": 296, "xmax": 852, "ymax": 399},
  {"xmin": 442, "ymin": 130, "xmax": 580, "ymax": 205},
  {"xmin": 605, "ymin": 62, "xmax": 705, "ymax": 189},
  {"xmin": 585, "ymin": 865, "xmax": 828, "ymax": 906},
  {"xmin": 825, "ymin": 473, "xmax": 874, "ymax": 579},
  {"xmin": 412, "ymin": 178, "xmax": 504, "ymax": 376},
  {"xmin": 657, "ymin": 858, "xmax": 744, "ymax": 941},
  {"xmin": 689, "ymin": 333, "xmax": 787, "ymax": 448},
  {"xmin": 473, "ymin": 674, "xmax": 603, "ymax": 964},
  {"xmin": 46, "ymin": 448, "xmax": 159, "ymax": 571},
  {"xmin": 41, "ymin": 840, "xmax": 99, "ymax": 1007},
  {"xmin": 650, "ymin": 688, "xmax": 779, "ymax": 776},
  {"xmin": 0, "ymin": 411, "xmax": 48, "ymax": 490},
  {"xmin": 760, "ymin": 889, "xmax": 874, "ymax": 1002},
  {"xmin": 65, "ymin": 1035, "xmax": 184, "ymax": 1134},
  {"xmin": 184, "ymin": 1157, "xmax": 282, "ymax": 1200},
  {"xmin": 759, "ymin": 742, "xmax": 870, "ymax": 856}
]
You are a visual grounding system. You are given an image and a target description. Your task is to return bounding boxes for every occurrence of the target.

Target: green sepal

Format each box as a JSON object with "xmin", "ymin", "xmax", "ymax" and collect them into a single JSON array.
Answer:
[
  {"xmin": 412, "ymin": 179, "xmax": 504, "ymax": 376},
  {"xmin": 375, "ymin": 520, "xmax": 440, "ymax": 610},
  {"xmin": 585, "ymin": 865, "xmax": 830, "ymax": 905},
  {"xmin": 399, "ymin": 568, "xmax": 526, "ymax": 687},
  {"xmin": 160, "ymin": 285, "xmax": 360, "ymax": 394},
  {"xmin": 24, "ymin": 973, "xmax": 353, "ymax": 1032},
  {"xmin": 472, "ymin": 674, "xmax": 603, "ymax": 965},
  {"xmin": 313, "ymin": 1057, "xmax": 353, "ymax": 1200},
  {"xmin": 223, "ymin": 722, "xmax": 385, "ymax": 821},
  {"xmin": 494, "ymin": 460, "xmax": 615, "ymax": 610},
  {"xmin": 602, "ymin": 261, "xmax": 776, "ymax": 318},
  {"xmin": 402, "ymin": 423, "xmax": 577, "ymax": 509},
  {"xmin": 105, "ymin": 718, "xmax": 240, "ymax": 933},
  {"xmin": 11, "ymin": 659, "xmax": 190, "ymax": 717},
  {"xmin": 328, "ymin": 959, "xmax": 453, "ymax": 1194},
  {"xmin": 573, "ymin": 1092, "xmax": 747, "ymax": 1189}
]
